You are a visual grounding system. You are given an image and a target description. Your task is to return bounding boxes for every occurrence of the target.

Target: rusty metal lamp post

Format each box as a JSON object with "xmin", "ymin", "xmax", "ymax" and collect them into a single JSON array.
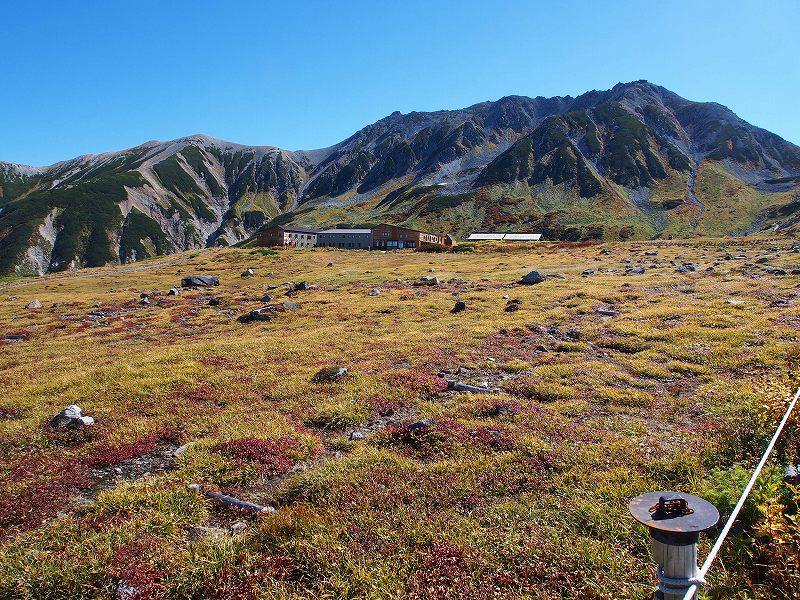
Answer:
[{"xmin": 629, "ymin": 491, "xmax": 719, "ymax": 600}]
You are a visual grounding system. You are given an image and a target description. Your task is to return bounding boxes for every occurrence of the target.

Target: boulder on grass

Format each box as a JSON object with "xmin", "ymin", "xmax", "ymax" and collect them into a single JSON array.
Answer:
[
  {"xmin": 49, "ymin": 404, "xmax": 94, "ymax": 429},
  {"xmin": 182, "ymin": 275, "xmax": 219, "ymax": 287},
  {"xmin": 451, "ymin": 301, "xmax": 466, "ymax": 313},
  {"xmin": 312, "ymin": 366, "xmax": 348, "ymax": 383},
  {"xmin": 25, "ymin": 299, "xmax": 43, "ymax": 310},
  {"xmin": 241, "ymin": 269, "xmax": 255, "ymax": 277},
  {"xmin": 519, "ymin": 271, "xmax": 545, "ymax": 285}
]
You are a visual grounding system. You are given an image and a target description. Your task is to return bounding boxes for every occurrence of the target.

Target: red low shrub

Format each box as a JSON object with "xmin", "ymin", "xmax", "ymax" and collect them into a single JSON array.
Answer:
[
  {"xmin": 0, "ymin": 461, "xmax": 88, "ymax": 535},
  {"xmin": 86, "ymin": 428, "xmax": 185, "ymax": 467},
  {"xmin": 387, "ymin": 370, "xmax": 448, "ymax": 398},
  {"xmin": 213, "ymin": 437, "xmax": 300, "ymax": 479}
]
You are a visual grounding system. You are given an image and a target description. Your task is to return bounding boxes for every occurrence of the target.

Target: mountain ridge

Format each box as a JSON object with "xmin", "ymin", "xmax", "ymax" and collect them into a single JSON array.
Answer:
[{"xmin": 1, "ymin": 80, "xmax": 799, "ymax": 275}]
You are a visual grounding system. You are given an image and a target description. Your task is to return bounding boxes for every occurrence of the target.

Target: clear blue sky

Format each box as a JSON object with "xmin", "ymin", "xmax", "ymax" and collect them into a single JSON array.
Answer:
[{"xmin": 1, "ymin": 0, "xmax": 798, "ymax": 166}]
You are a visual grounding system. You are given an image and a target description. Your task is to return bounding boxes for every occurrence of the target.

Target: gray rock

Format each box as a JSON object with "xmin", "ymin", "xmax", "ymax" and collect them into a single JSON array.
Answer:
[
  {"xmin": 282, "ymin": 301, "xmax": 300, "ymax": 310},
  {"xmin": 188, "ymin": 525, "xmax": 228, "ymax": 542},
  {"xmin": 407, "ymin": 419, "xmax": 435, "ymax": 432},
  {"xmin": 417, "ymin": 276, "xmax": 440, "ymax": 286},
  {"xmin": 241, "ymin": 268, "xmax": 255, "ymax": 277},
  {"xmin": 116, "ymin": 580, "xmax": 140, "ymax": 600},
  {"xmin": 293, "ymin": 281, "xmax": 308, "ymax": 291},
  {"xmin": 168, "ymin": 287, "xmax": 181, "ymax": 296},
  {"xmin": 368, "ymin": 288, "xmax": 381, "ymax": 296},
  {"xmin": 25, "ymin": 299, "xmax": 43, "ymax": 309},
  {"xmin": 182, "ymin": 275, "xmax": 219, "ymax": 287},
  {"xmin": 140, "ymin": 297, "xmax": 150, "ymax": 305},
  {"xmin": 597, "ymin": 306, "xmax": 618, "ymax": 317},
  {"xmin": 208, "ymin": 297, "xmax": 221, "ymax": 306},
  {"xmin": 582, "ymin": 268, "xmax": 595, "ymax": 276},
  {"xmin": 49, "ymin": 404, "xmax": 94, "ymax": 429},
  {"xmin": 451, "ymin": 301, "xmax": 466, "ymax": 313},
  {"xmin": 505, "ymin": 299, "xmax": 521, "ymax": 312},
  {"xmin": 326, "ymin": 262, "xmax": 334, "ymax": 267},
  {"xmin": 349, "ymin": 431, "xmax": 365, "ymax": 441},
  {"xmin": 249, "ymin": 308, "xmax": 273, "ymax": 322},
  {"xmin": 644, "ymin": 251, "xmax": 658, "ymax": 256},
  {"xmin": 519, "ymin": 271, "xmax": 545, "ymax": 285},
  {"xmin": 230, "ymin": 522, "xmax": 248, "ymax": 535},
  {"xmin": 625, "ymin": 267, "xmax": 645, "ymax": 275},
  {"xmin": 261, "ymin": 293, "xmax": 273, "ymax": 302},
  {"xmin": 312, "ymin": 366, "xmax": 348, "ymax": 383},
  {"xmin": 755, "ymin": 257, "xmax": 770, "ymax": 264}
]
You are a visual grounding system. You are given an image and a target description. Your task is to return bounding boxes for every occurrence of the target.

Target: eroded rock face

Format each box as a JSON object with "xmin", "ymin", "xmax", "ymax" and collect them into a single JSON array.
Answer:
[{"xmin": 49, "ymin": 404, "xmax": 94, "ymax": 429}]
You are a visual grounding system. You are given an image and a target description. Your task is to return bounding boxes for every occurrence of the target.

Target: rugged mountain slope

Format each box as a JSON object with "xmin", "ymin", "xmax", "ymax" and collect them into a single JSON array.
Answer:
[
  {"xmin": 1, "ymin": 81, "xmax": 799, "ymax": 274},
  {"xmin": 0, "ymin": 137, "xmax": 318, "ymax": 274}
]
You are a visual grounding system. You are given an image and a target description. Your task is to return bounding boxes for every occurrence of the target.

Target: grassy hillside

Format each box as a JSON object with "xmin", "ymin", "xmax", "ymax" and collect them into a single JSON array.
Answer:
[{"xmin": 0, "ymin": 239, "xmax": 798, "ymax": 598}]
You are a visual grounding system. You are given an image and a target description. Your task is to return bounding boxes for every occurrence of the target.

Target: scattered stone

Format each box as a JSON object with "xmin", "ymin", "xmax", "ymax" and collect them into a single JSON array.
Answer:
[
  {"xmin": 261, "ymin": 293, "xmax": 273, "ymax": 302},
  {"xmin": 208, "ymin": 297, "xmax": 221, "ymax": 306},
  {"xmin": 597, "ymin": 306, "xmax": 618, "ymax": 317},
  {"xmin": 349, "ymin": 431, "xmax": 365, "ymax": 441},
  {"xmin": 407, "ymin": 419, "xmax": 435, "ymax": 432},
  {"xmin": 519, "ymin": 271, "xmax": 545, "ymax": 285},
  {"xmin": 293, "ymin": 281, "xmax": 309, "ymax": 291},
  {"xmin": 428, "ymin": 268, "xmax": 436, "ymax": 272},
  {"xmin": 243, "ymin": 308, "xmax": 273, "ymax": 322},
  {"xmin": 139, "ymin": 293, "xmax": 149, "ymax": 299},
  {"xmin": 416, "ymin": 276, "xmax": 440, "ymax": 286},
  {"xmin": 600, "ymin": 249, "xmax": 611, "ymax": 255},
  {"xmin": 676, "ymin": 263, "xmax": 696, "ymax": 273},
  {"xmin": 312, "ymin": 366, "xmax": 348, "ymax": 383},
  {"xmin": 174, "ymin": 441, "xmax": 196, "ymax": 456},
  {"xmin": 241, "ymin": 268, "xmax": 255, "ymax": 277},
  {"xmin": 49, "ymin": 404, "xmax": 94, "ymax": 429},
  {"xmin": 502, "ymin": 294, "xmax": 510, "ymax": 299},
  {"xmin": 181, "ymin": 275, "xmax": 219, "ymax": 287},
  {"xmin": 623, "ymin": 258, "xmax": 632, "ymax": 264},
  {"xmin": 368, "ymin": 288, "xmax": 381, "ymax": 296},
  {"xmin": 755, "ymin": 257, "xmax": 770, "ymax": 264},
  {"xmin": 116, "ymin": 580, "xmax": 140, "ymax": 600},
  {"xmin": 726, "ymin": 299, "xmax": 745, "ymax": 305},
  {"xmin": 448, "ymin": 380, "xmax": 497, "ymax": 394},
  {"xmin": 625, "ymin": 266, "xmax": 645, "ymax": 275},
  {"xmin": 168, "ymin": 287, "xmax": 181, "ymax": 296},
  {"xmin": 326, "ymin": 262, "xmax": 334, "ymax": 267},
  {"xmin": 582, "ymin": 268, "xmax": 595, "ymax": 276},
  {"xmin": 282, "ymin": 301, "xmax": 300, "ymax": 310},
  {"xmin": 505, "ymin": 298, "xmax": 521, "ymax": 312},
  {"xmin": 188, "ymin": 525, "xmax": 228, "ymax": 542},
  {"xmin": 451, "ymin": 301, "xmax": 466, "ymax": 313},
  {"xmin": 230, "ymin": 522, "xmax": 248, "ymax": 535},
  {"xmin": 644, "ymin": 251, "xmax": 658, "ymax": 256},
  {"xmin": 25, "ymin": 299, "xmax": 42, "ymax": 310},
  {"xmin": 763, "ymin": 266, "xmax": 788, "ymax": 275},
  {"xmin": 140, "ymin": 297, "xmax": 150, "ymax": 305}
]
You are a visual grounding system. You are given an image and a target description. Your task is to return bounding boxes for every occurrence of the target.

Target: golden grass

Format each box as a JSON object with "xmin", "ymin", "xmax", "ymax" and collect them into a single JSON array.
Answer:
[{"xmin": 0, "ymin": 238, "xmax": 798, "ymax": 598}]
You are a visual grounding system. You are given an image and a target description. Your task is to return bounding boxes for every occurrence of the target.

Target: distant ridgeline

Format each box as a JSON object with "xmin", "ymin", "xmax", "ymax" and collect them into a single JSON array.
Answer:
[{"xmin": 1, "ymin": 80, "xmax": 799, "ymax": 275}]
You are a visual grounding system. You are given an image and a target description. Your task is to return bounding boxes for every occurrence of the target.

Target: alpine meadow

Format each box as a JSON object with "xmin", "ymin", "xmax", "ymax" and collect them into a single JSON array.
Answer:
[{"xmin": 1, "ymin": 2, "xmax": 800, "ymax": 599}]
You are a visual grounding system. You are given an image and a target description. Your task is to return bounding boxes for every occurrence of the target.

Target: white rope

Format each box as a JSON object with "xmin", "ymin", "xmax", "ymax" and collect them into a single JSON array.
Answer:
[{"xmin": 682, "ymin": 385, "xmax": 800, "ymax": 600}]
